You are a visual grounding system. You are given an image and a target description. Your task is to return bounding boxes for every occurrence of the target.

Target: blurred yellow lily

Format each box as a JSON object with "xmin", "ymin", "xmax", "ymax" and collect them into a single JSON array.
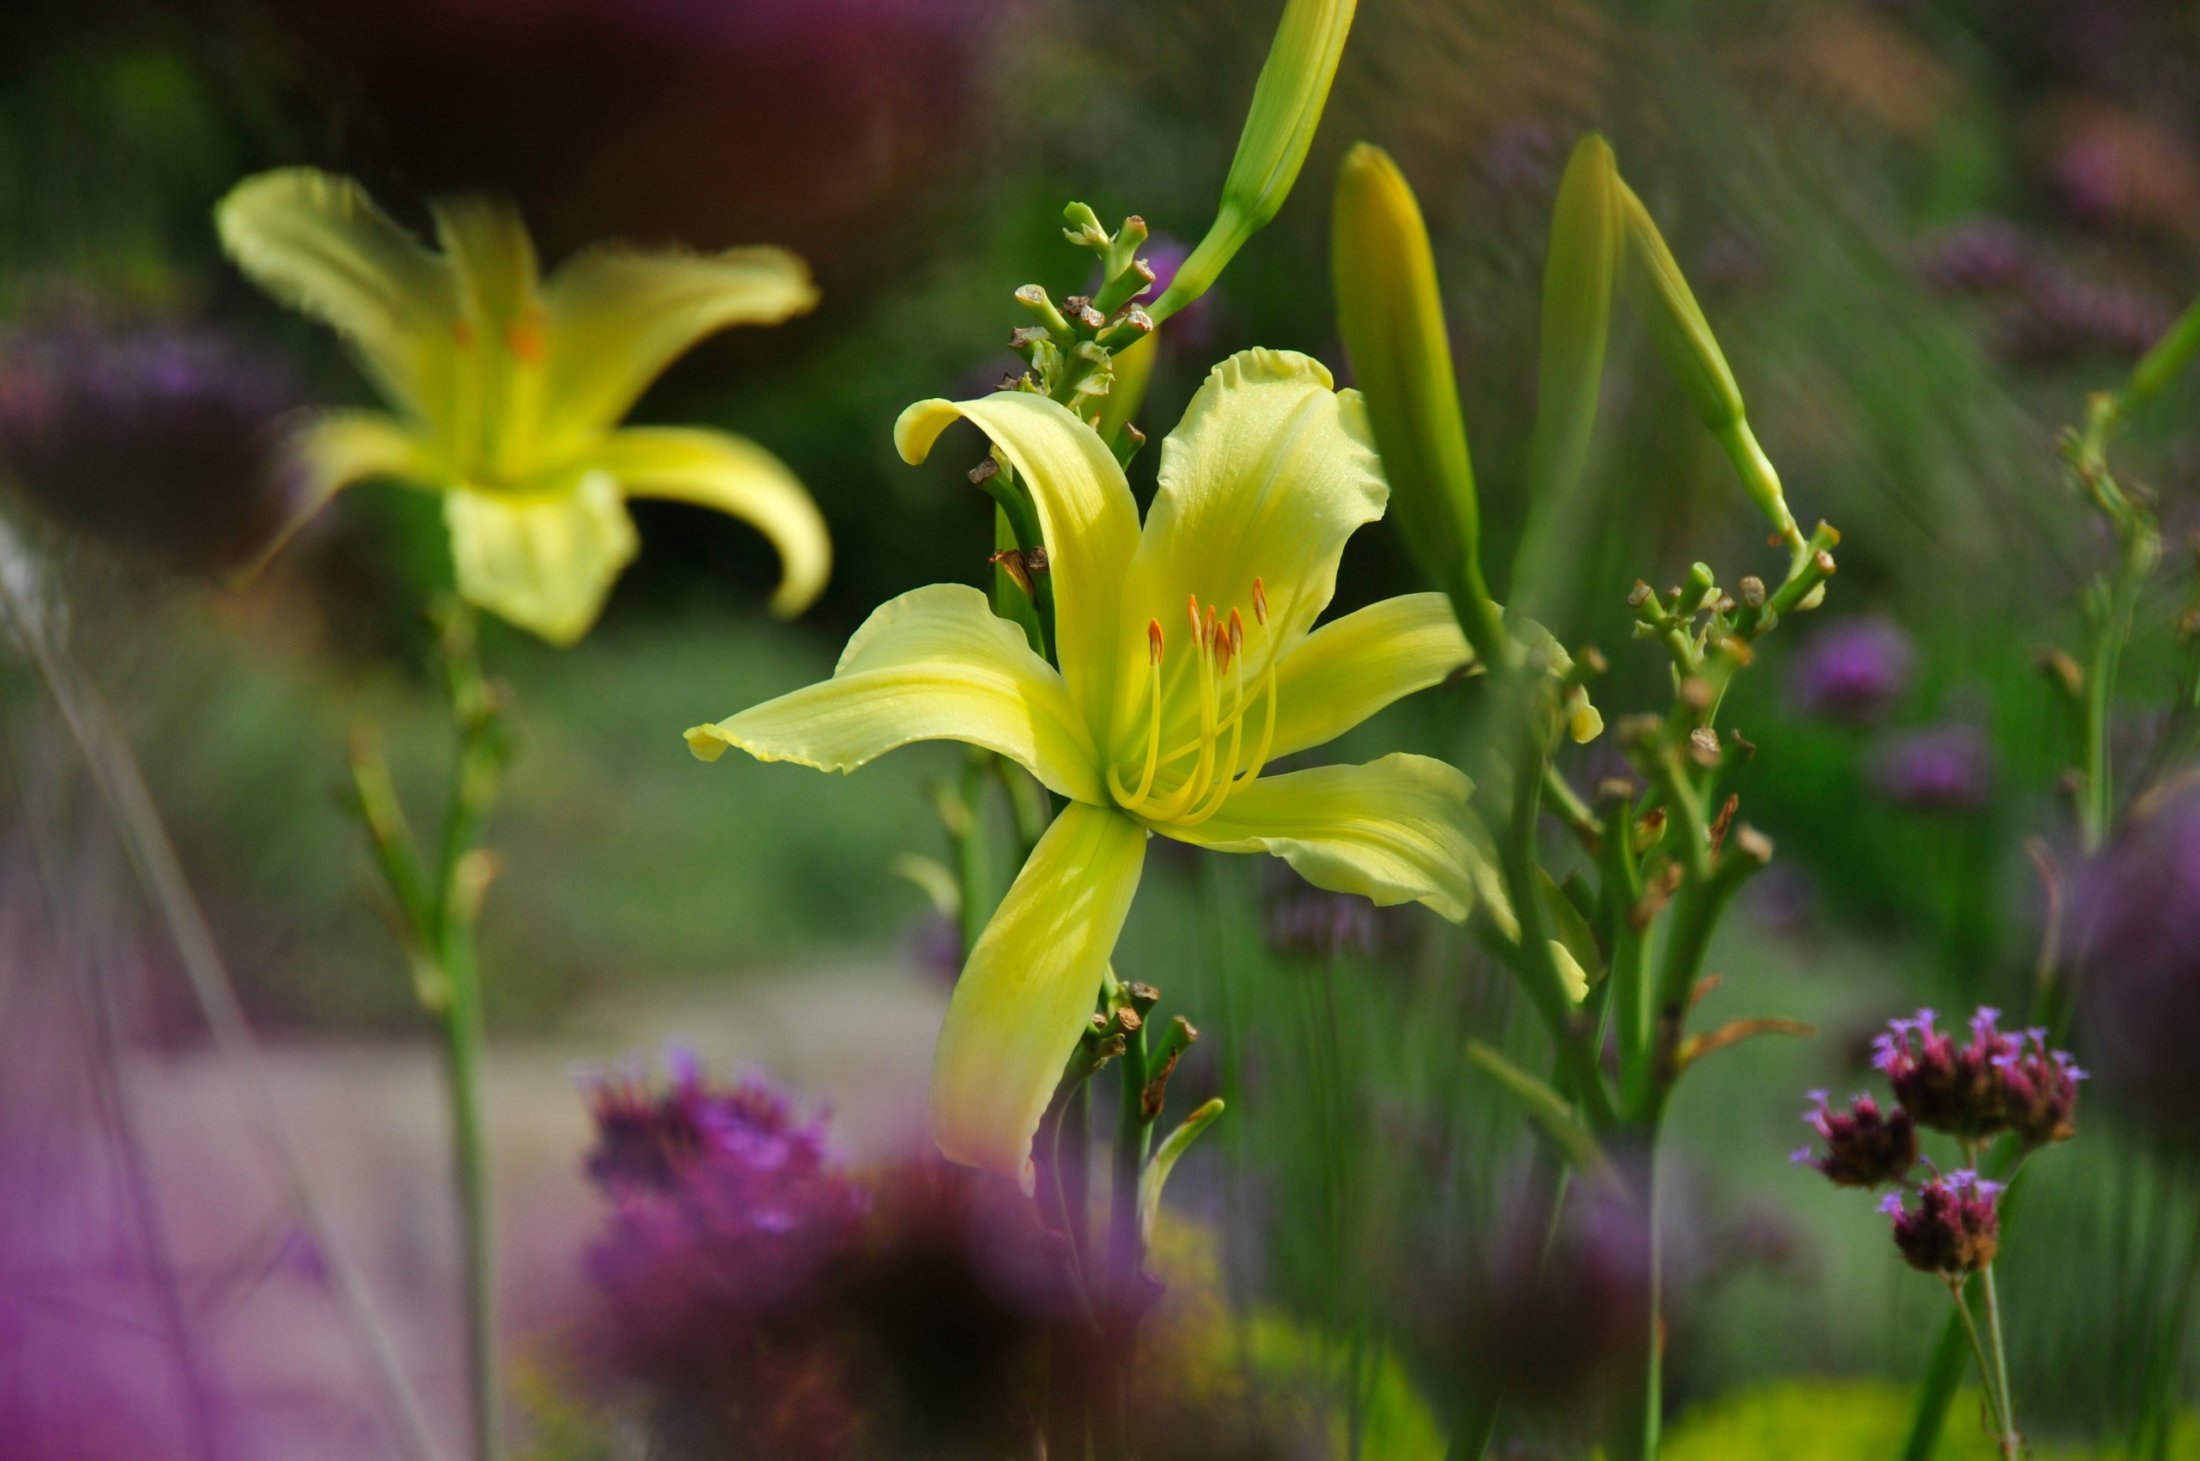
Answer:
[
  {"xmin": 687, "ymin": 349, "xmax": 1489, "ymax": 1184},
  {"xmin": 217, "ymin": 169, "xmax": 830, "ymax": 643}
]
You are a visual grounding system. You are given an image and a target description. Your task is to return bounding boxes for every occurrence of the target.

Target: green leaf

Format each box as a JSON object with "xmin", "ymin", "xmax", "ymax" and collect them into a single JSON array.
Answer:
[{"xmin": 1465, "ymin": 1040, "xmax": 1613, "ymax": 1182}]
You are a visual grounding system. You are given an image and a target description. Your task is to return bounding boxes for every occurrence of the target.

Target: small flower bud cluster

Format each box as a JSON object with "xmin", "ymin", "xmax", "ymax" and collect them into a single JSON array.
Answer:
[{"xmin": 1881, "ymin": 1170, "xmax": 2002, "ymax": 1277}]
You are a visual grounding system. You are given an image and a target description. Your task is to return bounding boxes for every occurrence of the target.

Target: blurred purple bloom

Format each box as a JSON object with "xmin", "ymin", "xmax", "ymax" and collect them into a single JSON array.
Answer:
[
  {"xmin": 0, "ymin": 318, "xmax": 298, "ymax": 570},
  {"xmin": 1790, "ymin": 617, "xmax": 1914, "ymax": 723},
  {"xmin": 2077, "ymin": 777, "xmax": 2200, "ymax": 1142},
  {"xmin": 1871, "ymin": 723, "xmax": 1994, "ymax": 812},
  {"xmin": 1478, "ymin": 118, "xmax": 1561, "ymax": 198},
  {"xmin": 1916, "ymin": 217, "xmax": 2033, "ymax": 296},
  {"xmin": 580, "ymin": 1051, "xmax": 868, "ymax": 1332}
]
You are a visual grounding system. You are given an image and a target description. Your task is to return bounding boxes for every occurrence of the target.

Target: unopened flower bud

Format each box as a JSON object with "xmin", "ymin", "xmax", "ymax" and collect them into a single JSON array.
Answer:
[
  {"xmin": 1332, "ymin": 142, "xmax": 1507, "ymax": 665},
  {"xmin": 1156, "ymin": 0, "xmax": 1356, "ymax": 322}
]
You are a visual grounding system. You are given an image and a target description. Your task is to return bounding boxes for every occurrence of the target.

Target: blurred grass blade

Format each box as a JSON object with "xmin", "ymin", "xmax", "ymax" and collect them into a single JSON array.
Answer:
[
  {"xmin": 1619, "ymin": 181, "xmax": 1800, "ymax": 548},
  {"xmin": 2127, "ymin": 292, "xmax": 2200, "ymax": 413},
  {"xmin": 1512, "ymin": 134, "xmax": 1621, "ymax": 617},
  {"xmin": 1153, "ymin": 0, "xmax": 1357, "ymax": 322},
  {"xmin": 1465, "ymin": 1040, "xmax": 1614, "ymax": 1184},
  {"xmin": 1138, "ymin": 1097, "xmax": 1225, "ymax": 1244},
  {"xmin": 1331, "ymin": 142, "xmax": 1510, "ymax": 669}
]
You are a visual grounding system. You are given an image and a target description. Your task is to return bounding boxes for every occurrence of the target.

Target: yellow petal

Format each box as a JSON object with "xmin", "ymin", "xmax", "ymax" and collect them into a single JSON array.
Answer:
[
  {"xmin": 932, "ymin": 802, "xmax": 1147, "ymax": 1186},
  {"xmin": 1114, "ymin": 348, "xmax": 1385, "ymax": 738},
  {"xmin": 895, "ymin": 392, "xmax": 1141, "ymax": 740},
  {"xmin": 1265, "ymin": 591, "xmax": 1473, "ymax": 760},
  {"xmin": 444, "ymin": 475, "xmax": 638, "ymax": 646},
  {"xmin": 250, "ymin": 410, "xmax": 434, "ymax": 574},
  {"xmin": 593, "ymin": 426, "xmax": 830, "ymax": 617},
  {"xmin": 683, "ymin": 584, "xmax": 1104, "ymax": 806},
  {"xmin": 431, "ymin": 193, "xmax": 548, "ymax": 474},
  {"xmin": 541, "ymin": 245, "xmax": 817, "ymax": 445},
  {"xmin": 215, "ymin": 169, "xmax": 460, "ymax": 430},
  {"xmin": 1161, "ymin": 752, "xmax": 1485, "ymax": 922}
]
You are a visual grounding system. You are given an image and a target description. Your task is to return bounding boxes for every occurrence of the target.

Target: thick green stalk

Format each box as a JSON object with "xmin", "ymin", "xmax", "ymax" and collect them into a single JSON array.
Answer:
[{"xmin": 438, "ymin": 930, "xmax": 500, "ymax": 1461}]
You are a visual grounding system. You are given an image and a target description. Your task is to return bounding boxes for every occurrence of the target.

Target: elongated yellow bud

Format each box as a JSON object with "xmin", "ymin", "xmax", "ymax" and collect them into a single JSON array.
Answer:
[
  {"xmin": 1153, "ymin": 0, "xmax": 1357, "ymax": 323},
  {"xmin": 1331, "ymin": 142, "xmax": 1509, "ymax": 668},
  {"xmin": 1619, "ymin": 182, "xmax": 1799, "ymax": 546}
]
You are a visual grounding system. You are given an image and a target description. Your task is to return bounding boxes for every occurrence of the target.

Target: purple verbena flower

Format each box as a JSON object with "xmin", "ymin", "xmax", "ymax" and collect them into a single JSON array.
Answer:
[
  {"xmin": 1873, "ymin": 1006, "xmax": 2015, "ymax": 1138},
  {"xmin": 1991, "ymin": 1029, "xmax": 2086, "ymax": 1149},
  {"xmin": 1792, "ymin": 1089, "xmax": 1918, "ymax": 1188},
  {"xmin": 1790, "ymin": 617, "xmax": 1914, "ymax": 723},
  {"xmin": 1883, "ymin": 1169, "xmax": 2002, "ymax": 1277},
  {"xmin": 1871, "ymin": 723, "xmax": 1994, "ymax": 813}
]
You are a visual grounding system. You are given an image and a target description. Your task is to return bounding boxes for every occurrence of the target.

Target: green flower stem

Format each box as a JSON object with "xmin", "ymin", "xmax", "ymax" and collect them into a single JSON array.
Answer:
[
  {"xmin": 350, "ymin": 603, "xmax": 509, "ymax": 1461},
  {"xmin": 1494, "ymin": 718, "xmax": 1613, "ymax": 1129},
  {"xmin": 1978, "ymin": 1261, "xmax": 2018, "ymax": 1457},
  {"xmin": 1947, "ymin": 1279, "xmax": 2013, "ymax": 1447}
]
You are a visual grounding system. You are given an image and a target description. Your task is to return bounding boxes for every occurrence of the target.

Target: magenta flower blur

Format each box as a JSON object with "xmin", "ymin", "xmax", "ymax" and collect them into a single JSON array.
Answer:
[
  {"xmin": 1789, "ymin": 617, "xmax": 1912, "ymax": 723},
  {"xmin": 1791, "ymin": 1090, "xmax": 1917, "ymax": 1188},
  {"xmin": 1881, "ymin": 1170, "xmax": 2002, "ymax": 1277},
  {"xmin": 1871, "ymin": 724, "xmax": 1993, "ymax": 813},
  {"xmin": 580, "ymin": 1051, "xmax": 867, "ymax": 1335}
]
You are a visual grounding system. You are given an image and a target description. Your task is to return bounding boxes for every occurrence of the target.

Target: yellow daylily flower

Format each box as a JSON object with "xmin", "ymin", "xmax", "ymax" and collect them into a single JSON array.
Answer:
[
  {"xmin": 217, "ymin": 168, "xmax": 831, "ymax": 643},
  {"xmin": 686, "ymin": 348, "xmax": 1490, "ymax": 1185}
]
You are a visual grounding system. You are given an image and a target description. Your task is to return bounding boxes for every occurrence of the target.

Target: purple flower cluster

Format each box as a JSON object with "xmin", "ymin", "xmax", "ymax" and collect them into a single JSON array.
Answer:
[
  {"xmin": 1873, "ymin": 1007, "xmax": 2086, "ymax": 1148},
  {"xmin": 0, "ymin": 318, "xmax": 298, "ymax": 570},
  {"xmin": 575, "ymin": 1054, "xmax": 1067, "ymax": 1458},
  {"xmin": 1791, "ymin": 1090, "xmax": 1917, "ymax": 1188},
  {"xmin": 1870, "ymin": 724, "xmax": 1995, "ymax": 814},
  {"xmin": 579, "ymin": 1051, "xmax": 868, "ymax": 1353},
  {"xmin": 2077, "ymin": 777, "xmax": 2200, "ymax": 1143},
  {"xmin": 1790, "ymin": 617, "xmax": 1914, "ymax": 723},
  {"xmin": 1914, "ymin": 216, "xmax": 2176, "ymax": 364},
  {"xmin": 1880, "ymin": 1170, "xmax": 2003, "ymax": 1277},
  {"xmin": 1797, "ymin": 1007, "xmax": 2084, "ymax": 1286}
]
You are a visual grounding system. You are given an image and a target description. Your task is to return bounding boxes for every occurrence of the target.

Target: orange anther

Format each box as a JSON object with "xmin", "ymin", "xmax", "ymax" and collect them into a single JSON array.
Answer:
[
  {"xmin": 503, "ymin": 321, "xmax": 546, "ymax": 363},
  {"xmin": 1227, "ymin": 607, "xmax": 1245, "ymax": 657},
  {"xmin": 1252, "ymin": 576, "xmax": 1269, "ymax": 625},
  {"xmin": 1147, "ymin": 619, "xmax": 1165, "ymax": 664}
]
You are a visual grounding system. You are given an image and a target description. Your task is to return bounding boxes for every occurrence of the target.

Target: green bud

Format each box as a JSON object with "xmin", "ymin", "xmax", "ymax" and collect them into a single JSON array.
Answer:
[
  {"xmin": 1331, "ymin": 142, "xmax": 1509, "ymax": 669},
  {"xmin": 1619, "ymin": 182, "xmax": 1799, "ymax": 545},
  {"xmin": 1512, "ymin": 133, "xmax": 1622, "ymax": 611},
  {"xmin": 1153, "ymin": 0, "xmax": 1357, "ymax": 323}
]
